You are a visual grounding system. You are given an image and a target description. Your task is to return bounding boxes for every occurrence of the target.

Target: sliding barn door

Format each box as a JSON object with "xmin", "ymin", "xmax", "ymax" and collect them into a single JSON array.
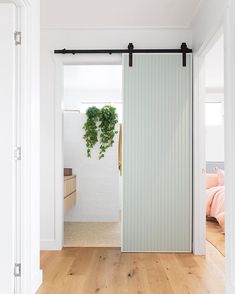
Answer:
[{"xmin": 123, "ymin": 54, "xmax": 192, "ymax": 252}]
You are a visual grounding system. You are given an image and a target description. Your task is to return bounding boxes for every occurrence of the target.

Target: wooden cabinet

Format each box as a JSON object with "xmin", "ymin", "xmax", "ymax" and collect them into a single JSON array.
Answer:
[{"xmin": 64, "ymin": 175, "xmax": 76, "ymax": 214}]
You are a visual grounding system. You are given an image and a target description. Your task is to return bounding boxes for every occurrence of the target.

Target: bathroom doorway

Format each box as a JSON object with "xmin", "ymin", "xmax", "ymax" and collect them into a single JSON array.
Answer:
[{"xmin": 62, "ymin": 64, "xmax": 122, "ymax": 247}]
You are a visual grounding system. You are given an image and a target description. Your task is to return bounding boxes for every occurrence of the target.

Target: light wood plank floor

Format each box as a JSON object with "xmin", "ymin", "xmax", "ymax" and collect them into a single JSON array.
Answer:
[
  {"xmin": 206, "ymin": 219, "xmax": 225, "ymax": 256},
  {"xmin": 37, "ymin": 242, "xmax": 225, "ymax": 294}
]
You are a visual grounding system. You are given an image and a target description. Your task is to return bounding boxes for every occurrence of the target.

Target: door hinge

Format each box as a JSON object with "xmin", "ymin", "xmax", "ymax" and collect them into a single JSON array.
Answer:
[
  {"xmin": 14, "ymin": 31, "xmax": 21, "ymax": 45},
  {"xmin": 14, "ymin": 147, "xmax": 21, "ymax": 161},
  {"xmin": 14, "ymin": 263, "xmax": 21, "ymax": 277}
]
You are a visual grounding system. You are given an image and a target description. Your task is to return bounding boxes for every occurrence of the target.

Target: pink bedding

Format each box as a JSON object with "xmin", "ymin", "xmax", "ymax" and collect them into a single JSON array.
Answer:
[{"xmin": 206, "ymin": 185, "xmax": 225, "ymax": 232}]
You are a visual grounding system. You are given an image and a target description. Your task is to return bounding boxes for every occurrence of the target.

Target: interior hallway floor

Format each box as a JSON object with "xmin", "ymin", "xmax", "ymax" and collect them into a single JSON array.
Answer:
[
  {"xmin": 64, "ymin": 221, "xmax": 121, "ymax": 247},
  {"xmin": 37, "ymin": 241, "xmax": 225, "ymax": 294}
]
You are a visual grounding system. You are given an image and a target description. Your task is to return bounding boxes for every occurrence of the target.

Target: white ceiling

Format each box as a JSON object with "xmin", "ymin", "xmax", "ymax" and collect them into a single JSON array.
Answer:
[{"xmin": 41, "ymin": 0, "xmax": 202, "ymax": 29}]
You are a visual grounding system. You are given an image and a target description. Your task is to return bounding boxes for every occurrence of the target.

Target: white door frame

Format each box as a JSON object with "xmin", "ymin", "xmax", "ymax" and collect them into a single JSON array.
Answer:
[
  {"xmin": 193, "ymin": 27, "xmax": 224, "ymax": 255},
  {"xmin": 53, "ymin": 54, "xmax": 122, "ymax": 249},
  {"xmin": 0, "ymin": 0, "xmax": 41, "ymax": 292},
  {"xmin": 56, "ymin": 53, "xmax": 200, "ymax": 253},
  {"xmin": 225, "ymin": 1, "xmax": 235, "ymax": 292}
]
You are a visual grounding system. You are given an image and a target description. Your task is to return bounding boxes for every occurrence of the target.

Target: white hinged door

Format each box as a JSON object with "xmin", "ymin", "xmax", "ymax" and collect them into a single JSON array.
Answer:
[{"xmin": 0, "ymin": 3, "xmax": 18, "ymax": 293}]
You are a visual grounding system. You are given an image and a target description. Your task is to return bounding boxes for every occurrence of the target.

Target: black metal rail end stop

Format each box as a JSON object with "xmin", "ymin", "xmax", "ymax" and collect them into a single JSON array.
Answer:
[
  {"xmin": 128, "ymin": 43, "xmax": 134, "ymax": 67},
  {"xmin": 181, "ymin": 42, "xmax": 188, "ymax": 67}
]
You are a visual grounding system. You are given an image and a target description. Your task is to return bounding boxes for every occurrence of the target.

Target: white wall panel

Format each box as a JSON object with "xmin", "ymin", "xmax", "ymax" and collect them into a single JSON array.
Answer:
[{"xmin": 123, "ymin": 54, "xmax": 192, "ymax": 252}]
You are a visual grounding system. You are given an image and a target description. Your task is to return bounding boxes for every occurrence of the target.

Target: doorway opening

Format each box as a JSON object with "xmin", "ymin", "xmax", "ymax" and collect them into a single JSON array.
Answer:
[
  {"xmin": 204, "ymin": 35, "xmax": 225, "ymax": 256},
  {"xmin": 62, "ymin": 64, "xmax": 122, "ymax": 247}
]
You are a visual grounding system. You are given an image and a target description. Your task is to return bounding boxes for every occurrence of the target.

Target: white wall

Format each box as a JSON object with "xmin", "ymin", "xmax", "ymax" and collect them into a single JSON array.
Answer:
[
  {"xmin": 40, "ymin": 28, "xmax": 192, "ymax": 249},
  {"xmin": 204, "ymin": 35, "xmax": 224, "ymax": 162},
  {"xmin": 205, "ymin": 35, "xmax": 224, "ymax": 89},
  {"xmin": 205, "ymin": 126, "xmax": 224, "ymax": 162},
  {"xmin": 192, "ymin": 2, "xmax": 235, "ymax": 292},
  {"xmin": 192, "ymin": 2, "xmax": 225, "ymax": 165},
  {"xmin": 40, "ymin": 0, "xmax": 200, "ymax": 29},
  {"xmin": 63, "ymin": 64, "xmax": 122, "ymax": 110},
  {"xmin": 191, "ymin": 0, "xmax": 226, "ymax": 256},
  {"xmin": 191, "ymin": 0, "xmax": 225, "ymax": 52},
  {"xmin": 63, "ymin": 112, "xmax": 119, "ymax": 222}
]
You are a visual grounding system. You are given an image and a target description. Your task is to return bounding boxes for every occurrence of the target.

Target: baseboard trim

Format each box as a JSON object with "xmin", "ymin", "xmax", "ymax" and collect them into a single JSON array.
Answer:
[
  {"xmin": 64, "ymin": 213, "xmax": 119, "ymax": 223},
  {"xmin": 64, "ymin": 217, "xmax": 120, "ymax": 222},
  {"xmin": 32, "ymin": 269, "xmax": 43, "ymax": 293},
  {"xmin": 40, "ymin": 239, "xmax": 62, "ymax": 251}
]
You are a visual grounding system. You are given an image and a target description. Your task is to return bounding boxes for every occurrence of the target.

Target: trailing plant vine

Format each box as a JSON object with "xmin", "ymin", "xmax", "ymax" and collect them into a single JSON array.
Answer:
[
  {"xmin": 98, "ymin": 105, "xmax": 118, "ymax": 159},
  {"xmin": 83, "ymin": 106, "xmax": 100, "ymax": 157},
  {"xmin": 83, "ymin": 105, "xmax": 118, "ymax": 159}
]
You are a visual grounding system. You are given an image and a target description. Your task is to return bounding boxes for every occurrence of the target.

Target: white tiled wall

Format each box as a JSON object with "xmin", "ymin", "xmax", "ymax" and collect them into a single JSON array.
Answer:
[{"xmin": 63, "ymin": 111, "xmax": 119, "ymax": 222}]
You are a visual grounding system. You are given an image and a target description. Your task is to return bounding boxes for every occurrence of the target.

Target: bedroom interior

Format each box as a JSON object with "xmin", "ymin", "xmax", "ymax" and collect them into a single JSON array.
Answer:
[
  {"xmin": 62, "ymin": 64, "xmax": 122, "ymax": 247},
  {"xmin": 204, "ymin": 35, "xmax": 225, "ymax": 256}
]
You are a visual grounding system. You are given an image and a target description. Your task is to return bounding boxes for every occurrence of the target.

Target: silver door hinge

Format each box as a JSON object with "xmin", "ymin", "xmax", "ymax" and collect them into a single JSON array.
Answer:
[
  {"xmin": 14, "ymin": 31, "xmax": 21, "ymax": 45},
  {"xmin": 14, "ymin": 263, "xmax": 21, "ymax": 277},
  {"xmin": 14, "ymin": 147, "xmax": 21, "ymax": 161}
]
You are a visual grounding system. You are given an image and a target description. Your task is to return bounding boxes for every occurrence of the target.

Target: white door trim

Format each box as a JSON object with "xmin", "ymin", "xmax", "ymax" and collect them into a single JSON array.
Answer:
[
  {"xmin": 225, "ymin": 1, "xmax": 235, "ymax": 292},
  {"xmin": 192, "ymin": 53, "xmax": 206, "ymax": 255},
  {"xmin": 52, "ymin": 54, "xmax": 122, "ymax": 250},
  {"xmin": 193, "ymin": 27, "xmax": 223, "ymax": 255}
]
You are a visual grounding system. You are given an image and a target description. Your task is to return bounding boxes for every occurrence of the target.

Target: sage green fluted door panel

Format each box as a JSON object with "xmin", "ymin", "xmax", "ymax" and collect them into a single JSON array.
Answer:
[{"xmin": 123, "ymin": 54, "xmax": 192, "ymax": 252}]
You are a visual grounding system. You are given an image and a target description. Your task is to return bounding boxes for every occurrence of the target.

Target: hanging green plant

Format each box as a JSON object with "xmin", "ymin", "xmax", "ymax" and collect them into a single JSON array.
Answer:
[
  {"xmin": 83, "ymin": 105, "xmax": 118, "ymax": 159},
  {"xmin": 83, "ymin": 106, "xmax": 100, "ymax": 157},
  {"xmin": 98, "ymin": 105, "xmax": 118, "ymax": 159}
]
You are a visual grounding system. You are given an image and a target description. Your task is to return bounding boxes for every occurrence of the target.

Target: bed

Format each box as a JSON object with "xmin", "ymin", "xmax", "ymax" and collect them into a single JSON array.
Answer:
[{"xmin": 206, "ymin": 162, "xmax": 225, "ymax": 232}]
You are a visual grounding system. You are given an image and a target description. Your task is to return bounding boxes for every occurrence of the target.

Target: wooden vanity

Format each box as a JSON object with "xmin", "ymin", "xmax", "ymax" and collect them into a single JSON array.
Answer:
[{"xmin": 64, "ymin": 175, "xmax": 76, "ymax": 214}]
